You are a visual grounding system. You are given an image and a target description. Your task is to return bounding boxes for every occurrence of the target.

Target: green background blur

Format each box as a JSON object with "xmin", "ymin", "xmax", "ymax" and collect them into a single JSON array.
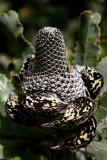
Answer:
[{"xmin": 0, "ymin": 0, "xmax": 107, "ymax": 56}]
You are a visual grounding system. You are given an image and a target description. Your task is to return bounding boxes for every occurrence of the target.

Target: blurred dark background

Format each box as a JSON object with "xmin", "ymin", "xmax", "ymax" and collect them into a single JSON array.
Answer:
[{"xmin": 0, "ymin": 0, "xmax": 107, "ymax": 56}]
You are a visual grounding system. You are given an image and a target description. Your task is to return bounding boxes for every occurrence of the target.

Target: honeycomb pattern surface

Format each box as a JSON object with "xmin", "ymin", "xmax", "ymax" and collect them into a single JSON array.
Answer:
[{"xmin": 21, "ymin": 27, "xmax": 87, "ymax": 102}]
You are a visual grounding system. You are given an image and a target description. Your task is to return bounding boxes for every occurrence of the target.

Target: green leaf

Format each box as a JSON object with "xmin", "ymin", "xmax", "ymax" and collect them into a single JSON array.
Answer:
[
  {"xmin": 95, "ymin": 106, "xmax": 107, "ymax": 123},
  {"xmin": 99, "ymin": 92, "xmax": 107, "ymax": 109},
  {"xmin": 12, "ymin": 58, "xmax": 23, "ymax": 74},
  {"xmin": 95, "ymin": 57, "xmax": 107, "ymax": 123},
  {"xmin": 100, "ymin": 40, "xmax": 107, "ymax": 59},
  {"xmin": 95, "ymin": 91, "xmax": 107, "ymax": 123},
  {"xmin": 0, "ymin": 53, "xmax": 11, "ymax": 74},
  {"xmin": 0, "ymin": 10, "xmax": 34, "ymax": 58},
  {"xmin": 0, "ymin": 10, "xmax": 35, "ymax": 74},
  {"xmin": 97, "ymin": 116, "xmax": 107, "ymax": 133},
  {"xmin": 0, "ymin": 101, "xmax": 6, "ymax": 117},
  {"xmin": 0, "ymin": 145, "xmax": 3, "ymax": 159},
  {"xmin": 86, "ymin": 140, "xmax": 107, "ymax": 160},
  {"xmin": 96, "ymin": 56, "xmax": 107, "ymax": 95},
  {"xmin": 95, "ymin": 107, "xmax": 107, "ymax": 123},
  {"xmin": 0, "ymin": 73, "xmax": 14, "ymax": 117},
  {"xmin": 0, "ymin": 73, "xmax": 14, "ymax": 103},
  {"xmin": 74, "ymin": 10, "xmax": 101, "ymax": 66}
]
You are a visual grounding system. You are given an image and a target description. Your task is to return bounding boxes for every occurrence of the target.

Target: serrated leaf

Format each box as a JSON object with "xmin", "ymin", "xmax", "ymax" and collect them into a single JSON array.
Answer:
[
  {"xmin": 0, "ymin": 10, "xmax": 34, "ymax": 58},
  {"xmin": 96, "ymin": 56, "xmax": 107, "ymax": 95},
  {"xmin": 74, "ymin": 11, "xmax": 101, "ymax": 66},
  {"xmin": 86, "ymin": 140, "xmax": 107, "ymax": 160}
]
